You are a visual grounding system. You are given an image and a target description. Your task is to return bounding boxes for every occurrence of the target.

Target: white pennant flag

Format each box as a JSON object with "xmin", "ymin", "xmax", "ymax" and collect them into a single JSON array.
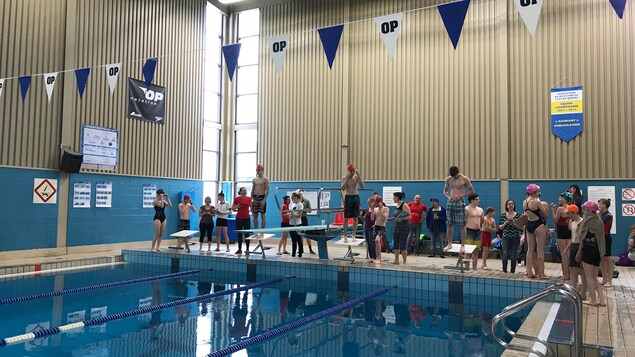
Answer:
[
  {"xmin": 374, "ymin": 12, "xmax": 404, "ymax": 60},
  {"xmin": 268, "ymin": 35, "xmax": 290, "ymax": 75},
  {"xmin": 0, "ymin": 79, "xmax": 4, "ymax": 98},
  {"xmin": 43, "ymin": 72, "xmax": 58, "ymax": 102},
  {"xmin": 105, "ymin": 63, "xmax": 121, "ymax": 95},
  {"xmin": 514, "ymin": 0, "xmax": 543, "ymax": 37}
]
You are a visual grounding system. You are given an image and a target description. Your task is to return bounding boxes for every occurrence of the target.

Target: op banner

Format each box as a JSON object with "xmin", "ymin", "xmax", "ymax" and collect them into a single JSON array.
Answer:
[
  {"xmin": 268, "ymin": 35, "xmax": 291, "ymax": 74},
  {"xmin": 127, "ymin": 78, "xmax": 165, "ymax": 124},
  {"xmin": 374, "ymin": 12, "xmax": 404, "ymax": 60},
  {"xmin": 514, "ymin": 0, "xmax": 544, "ymax": 36},
  {"xmin": 551, "ymin": 86, "xmax": 583, "ymax": 142}
]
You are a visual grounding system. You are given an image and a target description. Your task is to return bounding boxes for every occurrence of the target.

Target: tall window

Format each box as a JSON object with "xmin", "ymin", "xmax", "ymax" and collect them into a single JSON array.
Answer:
[
  {"xmin": 202, "ymin": 4, "xmax": 224, "ymax": 202},
  {"xmin": 234, "ymin": 9, "xmax": 259, "ymax": 194}
]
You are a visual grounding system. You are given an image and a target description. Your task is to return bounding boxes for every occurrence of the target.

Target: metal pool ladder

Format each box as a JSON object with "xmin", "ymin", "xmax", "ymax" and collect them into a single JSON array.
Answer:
[{"xmin": 491, "ymin": 283, "xmax": 583, "ymax": 357}]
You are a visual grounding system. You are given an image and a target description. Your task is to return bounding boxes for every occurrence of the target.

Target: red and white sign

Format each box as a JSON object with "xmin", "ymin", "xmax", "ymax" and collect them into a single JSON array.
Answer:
[
  {"xmin": 623, "ymin": 204, "xmax": 635, "ymax": 217},
  {"xmin": 622, "ymin": 188, "xmax": 635, "ymax": 201},
  {"xmin": 33, "ymin": 178, "xmax": 58, "ymax": 204}
]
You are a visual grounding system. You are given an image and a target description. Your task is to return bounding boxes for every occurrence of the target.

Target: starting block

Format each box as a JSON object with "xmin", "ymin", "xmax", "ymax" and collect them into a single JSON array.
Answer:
[
  {"xmin": 333, "ymin": 238, "xmax": 365, "ymax": 264},
  {"xmin": 168, "ymin": 230, "xmax": 199, "ymax": 250},
  {"xmin": 443, "ymin": 244, "xmax": 477, "ymax": 273},
  {"xmin": 245, "ymin": 234, "xmax": 275, "ymax": 259}
]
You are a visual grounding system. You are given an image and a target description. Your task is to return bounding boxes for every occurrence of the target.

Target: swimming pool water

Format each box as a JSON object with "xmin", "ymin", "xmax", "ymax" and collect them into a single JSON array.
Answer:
[{"xmin": 0, "ymin": 264, "xmax": 526, "ymax": 356}]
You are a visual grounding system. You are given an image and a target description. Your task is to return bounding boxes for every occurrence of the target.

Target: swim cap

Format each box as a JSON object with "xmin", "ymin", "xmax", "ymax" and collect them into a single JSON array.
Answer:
[
  {"xmin": 256, "ymin": 163, "xmax": 264, "ymax": 171},
  {"xmin": 582, "ymin": 200, "xmax": 599, "ymax": 212},
  {"xmin": 183, "ymin": 194, "xmax": 190, "ymax": 200},
  {"xmin": 565, "ymin": 204, "xmax": 579, "ymax": 213},
  {"xmin": 374, "ymin": 195, "xmax": 383, "ymax": 203},
  {"xmin": 526, "ymin": 184, "xmax": 541, "ymax": 194},
  {"xmin": 559, "ymin": 192, "xmax": 573, "ymax": 203},
  {"xmin": 347, "ymin": 163, "xmax": 356, "ymax": 172}
]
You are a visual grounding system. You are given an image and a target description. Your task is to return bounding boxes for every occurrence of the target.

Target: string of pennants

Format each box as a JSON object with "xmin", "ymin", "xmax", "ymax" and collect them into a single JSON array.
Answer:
[
  {"xmin": 0, "ymin": 0, "xmax": 627, "ymax": 100},
  {"xmin": 0, "ymin": 57, "xmax": 159, "ymax": 103},
  {"xmin": 222, "ymin": 0, "xmax": 628, "ymax": 80}
]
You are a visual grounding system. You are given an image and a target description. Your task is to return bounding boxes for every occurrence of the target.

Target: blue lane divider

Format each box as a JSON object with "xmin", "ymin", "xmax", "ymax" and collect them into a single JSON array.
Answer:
[
  {"xmin": 0, "ymin": 276, "xmax": 287, "ymax": 346},
  {"xmin": 0, "ymin": 270, "xmax": 200, "ymax": 305},
  {"xmin": 207, "ymin": 287, "xmax": 390, "ymax": 357}
]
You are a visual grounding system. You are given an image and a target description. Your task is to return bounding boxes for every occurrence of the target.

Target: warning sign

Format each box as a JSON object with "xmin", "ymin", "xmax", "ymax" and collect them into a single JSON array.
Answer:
[
  {"xmin": 33, "ymin": 178, "xmax": 58, "ymax": 204},
  {"xmin": 622, "ymin": 188, "xmax": 635, "ymax": 201},
  {"xmin": 623, "ymin": 204, "xmax": 635, "ymax": 217}
]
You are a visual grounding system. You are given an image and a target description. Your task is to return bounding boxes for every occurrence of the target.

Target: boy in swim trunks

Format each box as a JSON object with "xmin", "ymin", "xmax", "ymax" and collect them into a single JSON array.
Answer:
[
  {"xmin": 443, "ymin": 166, "xmax": 475, "ymax": 253},
  {"xmin": 251, "ymin": 163, "xmax": 270, "ymax": 237},
  {"xmin": 465, "ymin": 193, "xmax": 484, "ymax": 270},
  {"xmin": 341, "ymin": 163, "xmax": 365, "ymax": 242}
]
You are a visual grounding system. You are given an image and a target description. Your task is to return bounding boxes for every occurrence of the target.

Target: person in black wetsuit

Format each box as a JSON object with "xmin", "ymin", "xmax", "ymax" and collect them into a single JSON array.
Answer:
[{"xmin": 152, "ymin": 189, "xmax": 172, "ymax": 252}]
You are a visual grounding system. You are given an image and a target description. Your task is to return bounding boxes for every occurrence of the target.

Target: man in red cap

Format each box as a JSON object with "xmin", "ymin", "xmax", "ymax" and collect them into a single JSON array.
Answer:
[
  {"xmin": 177, "ymin": 194, "xmax": 196, "ymax": 252},
  {"xmin": 340, "ymin": 163, "xmax": 365, "ymax": 242},
  {"xmin": 251, "ymin": 163, "xmax": 270, "ymax": 236}
]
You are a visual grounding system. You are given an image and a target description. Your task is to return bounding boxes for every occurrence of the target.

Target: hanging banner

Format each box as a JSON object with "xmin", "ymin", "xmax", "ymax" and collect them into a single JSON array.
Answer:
[
  {"xmin": 374, "ymin": 13, "xmax": 404, "ymax": 60},
  {"xmin": 551, "ymin": 86, "xmax": 583, "ymax": 142},
  {"xmin": 96, "ymin": 181, "xmax": 113, "ymax": 208},
  {"xmin": 268, "ymin": 35, "xmax": 291, "ymax": 75},
  {"xmin": 610, "ymin": 0, "xmax": 627, "ymax": 19},
  {"xmin": 75, "ymin": 68, "xmax": 90, "ymax": 99},
  {"xmin": 18, "ymin": 76, "xmax": 31, "ymax": 102},
  {"xmin": 0, "ymin": 79, "xmax": 4, "ymax": 98},
  {"xmin": 222, "ymin": 44, "xmax": 242, "ymax": 81},
  {"xmin": 43, "ymin": 72, "xmax": 58, "ymax": 102},
  {"xmin": 143, "ymin": 58, "xmax": 158, "ymax": 87},
  {"xmin": 437, "ymin": 0, "xmax": 471, "ymax": 49},
  {"xmin": 317, "ymin": 24, "xmax": 344, "ymax": 69},
  {"xmin": 105, "ymin": 63, "xmax": 121, "ymax": 95},
  {"xmin": 73, "ymin": 181, "xmax": 92, "ymax": 208},
  {"xmin": 514, "ymin": 0, "xmax": 544, "ymax": 36},
  {"xmin": 127, "ymin": 77, "xmax": 165, "ymax": 124},
  {"xmin": 143, "ymin": 184, "xmax": 157, "ymax": 208}
]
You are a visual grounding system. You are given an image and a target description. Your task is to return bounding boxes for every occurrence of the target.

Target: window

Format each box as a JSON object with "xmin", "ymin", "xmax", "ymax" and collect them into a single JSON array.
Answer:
[
  {"xmin": 203, "ymin": 3, "xmax": 224, "ymax": 195},
  {"xmin": 234, "ymin": 9, "xmax": 260, "ymax": 189}
]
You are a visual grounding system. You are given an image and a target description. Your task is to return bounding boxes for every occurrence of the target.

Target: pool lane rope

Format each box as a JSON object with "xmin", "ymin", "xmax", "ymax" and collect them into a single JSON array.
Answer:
[
  {"xmin": 0, "ymin": 270, "xmax": 201, "ymax": 305},
  {"xmin": 207, "ymin": 287, "xmax": 390, "ymax": 357},
  {"xmin": 0, "ymin": 276, "xmax": 286, "ymax": 347}
]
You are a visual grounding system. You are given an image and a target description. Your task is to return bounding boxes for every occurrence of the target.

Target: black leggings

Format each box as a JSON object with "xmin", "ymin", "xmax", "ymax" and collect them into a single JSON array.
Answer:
[
  {"xmin": 290, "ymin": 226, "xmax": 303, "ymax": 257},
  {"xmin": 236, "ymin": 218, "xmax": 251, "ymax": 251},
  {"xmin": 199, "ymin": 222, "xmax": 214, "ymax": 243}
]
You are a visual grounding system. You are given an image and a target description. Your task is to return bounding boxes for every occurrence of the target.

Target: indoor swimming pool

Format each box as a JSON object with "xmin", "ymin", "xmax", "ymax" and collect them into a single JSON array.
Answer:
[{"xmin": 0, "ymin": 262, "xmax": 529, "ymax": 356}]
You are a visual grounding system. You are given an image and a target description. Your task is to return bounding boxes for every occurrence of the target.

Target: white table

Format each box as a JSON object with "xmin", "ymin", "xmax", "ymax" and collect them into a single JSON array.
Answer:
[
  {"xmin": 443, "ymin": 244, "xmax": 477, "ymax": 273},
  {"xmin": 333, "ymin": 238, "xmax": 365, "ymax": 263},
  {"xmin": 245, "ymin": 233, "xmax": 275, "ymax": 259},
  {"xmin": 168, "ymin": 230, "xmax": 199, "ymax": 250}
]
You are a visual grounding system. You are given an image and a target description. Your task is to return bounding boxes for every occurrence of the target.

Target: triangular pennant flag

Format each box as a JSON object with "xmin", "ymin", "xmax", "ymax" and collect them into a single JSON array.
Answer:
[
  {"xmin": 142, "ymin": 58, "xmax": 157, "ymax": 87},
  {"xmin": 105, "ymin": 63, "xmax": 121, "ymax": 95},
  {"xmin": 437, "ymin": 0, "xmax": 471, "ymax": 49},
  {"xmin": 609, "ymin": 0, "xmax": 627, "ymax": 19},
  {"xmin": 514, "ymin": 0, "xmax": 544, "ymax": 36},
  {"xmin": 374, "ymin": 13, "xmax": 404, "ymax": 60},
  {"xmin": 75, "ymin": 68, "xmax": 90, "ymax": 99},
  {"xmin": 18, "ymin": 76, "xmax": 31, "ymax": 102},
  {"xmin": 222, "ymin": 44, "xmax": 242, "ymax": 81},
  {"xmin": 268, "ymin": 35, "xmax": 291, "ymax": 75},
  {"xmin": 0, "ymin": 79, "xmax": 4, "ymax": 99},
  {"xmin": 317, "ymin": 25, "xmax": 344, "ymax": 69},
  {"xmin": 43, "ymin": 72, "xmax": 58, "ymax": 102}
]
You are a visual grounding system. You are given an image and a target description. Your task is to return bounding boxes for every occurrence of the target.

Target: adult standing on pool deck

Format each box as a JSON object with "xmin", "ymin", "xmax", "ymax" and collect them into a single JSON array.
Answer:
[
  {"xmin": 570, "ymin": 184, "xmax": 585, "ymax": 213},
  {"xmin": 524, "ymin": 184, "xmax": 549, "ymax": 280},
  {"xmin": 598, "ymin": 198, "xmax": 614, "ymax": 287},
  {"xmin": 298, "ymin": 190, "xmax": 316, "ymax": 254},
  {"xmin": 341, "ymin": 163, "xmax": 365, "ymax": 243},
  {"xmin": 407, "ymin": 195, "xmax": 428, "ymax": 255},
  {"xmin": 251, "ymin": 163, "xmax": 270, "ymax": 236},
  {"xmin": 151, "ymin": 189, "xmax": 171, "ymax": 252},
  {"xmin": 232, "ymin": 187, "xmax": 252, "ymax": 255},
  {"xmin": 442, "ymin": 166, "xmax": 475, "ymax": 253},
  {"xmin": 215, "ymin": 192, "xmax": 231, "ymax": 252},
  {"xmin": 199, "ymin": 196, "xmax": 216, "ymax": 252},
  {"xmin": 389, "ymin": 192, "xmax": 411, "ymax": 265}
]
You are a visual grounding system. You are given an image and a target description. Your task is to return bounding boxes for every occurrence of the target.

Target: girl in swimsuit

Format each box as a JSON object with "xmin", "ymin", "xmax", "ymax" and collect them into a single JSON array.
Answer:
[
  {"xmin": 524, "ymin": 184, "xmax": 548, "ymax": 280},
  {"xmin": 550, "ymin": 192, "xmax": 573, "ymax": 281},
  {"xmin": 152, "ymin": 189, "xmax": 172, "ymax": 252}
]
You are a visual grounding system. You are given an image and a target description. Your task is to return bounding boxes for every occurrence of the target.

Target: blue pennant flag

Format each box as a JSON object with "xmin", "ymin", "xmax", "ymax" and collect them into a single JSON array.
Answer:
[
  {"xmin": 222, "ymin": 44, "xmax": 242, "ymax": 81},
  {"xmin": 609, "ymin": 0, "xmax": 627, "ymax": 19},
  {"xmin": 18, "ymin": 76, "xmax": 31, "ymax": 103},
  {"xmin": 551, "ymin": 86, "xmax": 584, "ymax": 142},
  {"xmin": 75, "ymin": 68, "xmax": 91, "ymax": 99},
  {"xmin": 317, "ymin": 25, "xmax": 344, "ymax": 69},
  {"xmin": 437, "ymin": 0, "xmax": 471, "ymax": 49},
  {"xmin": 143, "ymin": 57, "xmax": 158, "ymax": 87}
]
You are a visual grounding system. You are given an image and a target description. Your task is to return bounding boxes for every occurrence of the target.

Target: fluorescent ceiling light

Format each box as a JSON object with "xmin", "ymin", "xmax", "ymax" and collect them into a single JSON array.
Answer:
[{"xmin": 218, "ymin": 0, "xmax": 245, "ymax": 4}]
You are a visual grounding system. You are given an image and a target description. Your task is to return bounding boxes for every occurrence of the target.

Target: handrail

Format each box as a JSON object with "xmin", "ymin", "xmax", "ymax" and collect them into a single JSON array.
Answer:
[{"xmin": 491, "ymin": 283, "xmax": 583, "ymax": 357}]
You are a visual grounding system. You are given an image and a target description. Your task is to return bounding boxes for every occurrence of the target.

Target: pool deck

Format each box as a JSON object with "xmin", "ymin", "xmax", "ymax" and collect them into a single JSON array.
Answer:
[{"xmin": 1, "ymin": 239, "xmax": 633, "ymax": 356}]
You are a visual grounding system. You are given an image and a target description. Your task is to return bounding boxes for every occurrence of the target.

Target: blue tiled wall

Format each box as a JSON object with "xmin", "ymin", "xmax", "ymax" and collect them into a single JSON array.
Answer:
[
  {"xmin": 509, "ymin": 180, "xmax": 635, "ymax": 256},
  {"xmin": 67, "ymin": 173, "xmax": 203, "ymax": 246},
  {"xmin": 0, "ymin": 167, "xmax": 59, "ymax": 251},
  {"xmin": 263, "ymin": 181, "xmax": 501, "ymax": 242}
]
